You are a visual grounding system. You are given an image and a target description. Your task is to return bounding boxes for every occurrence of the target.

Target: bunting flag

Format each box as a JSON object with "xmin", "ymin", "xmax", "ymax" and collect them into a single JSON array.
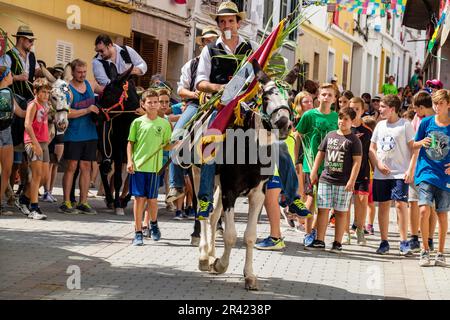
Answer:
[
  {"xmin": 316, "ymin": 0, "xmax": 407, "ymax": 16},
  {"xmin": 428, "ymin": 11, "xmax": 447, "ymax": 53},
  {"xmin": 198, "ymin": 19, "xmax": 286, "ymax": 158}
]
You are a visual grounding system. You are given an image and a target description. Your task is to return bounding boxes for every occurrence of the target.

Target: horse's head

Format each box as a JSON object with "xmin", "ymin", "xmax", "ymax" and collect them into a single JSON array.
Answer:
[
  {"xmin": 96, "ymin": 66, "xmax": 139, "ymax": 122},
  {"xmin": 252, "ymin": 60, "xmax": 299, "ymax": 140},
  {"xmin": 50, "ymin": 79, "xmax": 70, "ymax": 134}
]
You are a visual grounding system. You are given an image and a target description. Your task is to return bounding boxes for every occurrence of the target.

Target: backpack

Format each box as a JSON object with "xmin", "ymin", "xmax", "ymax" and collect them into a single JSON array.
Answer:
[{"xmin": 0, "ymin": 88, "xmax": 14, "ymax": 131}]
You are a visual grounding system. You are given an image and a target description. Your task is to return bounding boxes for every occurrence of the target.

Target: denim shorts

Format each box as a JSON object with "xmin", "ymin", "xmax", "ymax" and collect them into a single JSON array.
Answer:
[
  {"xmin": 417, "ymin": 182, "xmax": 450, "ymax": 213},
  {"xmin": 408, "ymin": 183, "xmax": 420, "ymax": 202},
  {"xmin": 373, "ymin": 179, "xmax": 409, "ymax": 203},
  {"xmin": 0, "ymin": 127, "xmax": 13, "ymax": 147}
]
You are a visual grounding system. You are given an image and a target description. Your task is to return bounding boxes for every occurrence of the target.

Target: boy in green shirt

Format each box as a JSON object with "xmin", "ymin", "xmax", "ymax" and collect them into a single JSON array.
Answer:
[
  {"xmin": 381, "ymin": 75, "xmax": 398, "ymax": 95},
  {"xmin": 127, "ymin": 89, "xmax": 172, "ymax": 246}
]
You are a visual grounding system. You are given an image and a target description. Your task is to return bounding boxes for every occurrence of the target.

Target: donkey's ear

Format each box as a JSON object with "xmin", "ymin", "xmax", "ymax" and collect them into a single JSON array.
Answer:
[
  {"xmin": 252, "ymin": 59, "xmax": 271, "ymax": 86},
  {"xmin": 283, "ymin": 62, "xmax": 301, "ymax": 85},
  {"xmin": 117, "ymin": 64, "xmax": 134, "ymax": 83}
]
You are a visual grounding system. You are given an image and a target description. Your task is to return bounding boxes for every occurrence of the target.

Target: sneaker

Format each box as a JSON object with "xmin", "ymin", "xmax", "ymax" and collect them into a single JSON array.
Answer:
[
  {"xmin": 255, "ymin": 236, "xmax": 286, "ymax": 251},
  {"xmin": 197, "ymin": 198, "xmax": 213, "ymax": 220},
  {"xmin": 173, "ymin": 210, "xmax": 185, "ymax": 220},
  {"xmin": 41, "ymin": 192, "xmax": 53, "ymax": 203},
  {"xmin": 15, "ymin": 198, "xmax": 30, "ymax": 216},
  {"xmin": 305, "ymin": 239, "xmax": 325, "ymax": 251},
  {"xmin": 303, "ymin": 229, "xmax": 317, "ymax": 247},
  {"xmin": 399, "ymin": 240, "xmax": 413, "ymax": 256},
  {"xmin": 76, "ymin": 203, "xmax": 97, "ymax": 215},
  {"xmin": 58, "ymin": 202, "xmax": 79, "ymax": 215},
  {"xmin": 185, "ymin": 207, "xmax": 196, "ymax": 220},
  {"xmin": 345, "ymin": 233, "xmax": 351, "ymax": 245},
  {"xmin": 166, "ymin": 187, "xmax": 185, "ymax": 203},
  {"xmin": 351, "ymin": 223, "xmax": 357, "ymax": 234},
  {"xmin": 434, "ymin": 253, "xmax": 448, "ymax": 267},
  {"xmin": 366, "ymin": 224, "xmax": 375, "ymax": 235},
  {"xmin": 428, "ymin": 238, "xmax": 435, "ymax": 252},
  {"xmin": 376, "ymin": 240, "xmax": 390, "ymax": 255},
  {"xmin": 409, "ymin": 236, "xmax": 421, "ymax": 253},
  {"xmin": 356, "ymin": 228, "xmax": 367, "ymax": 245},
  {"xmin": 142, "ymin": 226, "xmax": 150, "ymax": 238},
  {"xmin": 47, "ymin": 192, "xmax": 57, "ymax": 203},
  {"xmin": 419, "ymin": 250, "xmax": 432, "ymax": 267},
  {"xmin": 150, "ymin": 223, "xmax": 161, "ymax": 241},
  {"xmin": 330, "ymin": 241, "xmax": 343, "ymax": 253},
  {"xmin": 28, "ymin": 208, "xmax": 47, "ymax": 220},
  {"xmin": 288, "ymin": 197, "xmax": 312, "ymax": 218},
  {"xmin": 132, "ymin": 232, "xmax": 144, "ymax": 246},
  {"xmin": 363, "ymin": 228, "xmax": 369, "ymax": 235},
  {"xmin": 115, "ymin": 207, "xmax": 125, "ymax": 216}
]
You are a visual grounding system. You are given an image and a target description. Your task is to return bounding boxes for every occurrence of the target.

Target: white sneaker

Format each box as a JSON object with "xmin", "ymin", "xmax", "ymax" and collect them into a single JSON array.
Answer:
[
  {"xmin": 28, "ymin": 209, "xmax": 47, "ymax": 220},
  {"xmin": 419, "ymin": 250, "xmax": 432, "ymax": 267},
  {"xmin": 435, "ymin": 253, "xmax": 448, "ymax": 267},
  {"xmin": 41, "ymin": 192, "xmax": 53, "ymax": 203},
  {"xmin": 15, "ymin": 199, "xmax": 30, "ymax": 216},
  {"xmin": 48, "ymin": 192, "xmax": 58, "ymax": 203},
  {"xmin": 115, "ymin": 207, "xmax": 125, "ymax": 216}
]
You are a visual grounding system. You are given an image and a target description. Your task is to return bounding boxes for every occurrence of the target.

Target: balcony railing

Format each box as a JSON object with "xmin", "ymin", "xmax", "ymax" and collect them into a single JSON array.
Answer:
[{"xmin": 83, "ymin": 0, "xmax": 144, "ymax": 13}]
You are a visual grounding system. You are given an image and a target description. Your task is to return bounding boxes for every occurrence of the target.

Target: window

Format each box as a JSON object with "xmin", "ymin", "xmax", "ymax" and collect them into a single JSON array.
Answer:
[
  {"xmin": 313, "ymin": 52, "xmax": 320, "ymax": 81},
  {"xmin": 288, "ymin": 0, "xmax": 299, "ymax": 41},
  {"xmin": 385, "ymin": 56, "xmax": 391, "ymax": 83},
  {"xmin": 342, "ymin": 59, "xmax": 349, "ymax": 91},
  {"xmin": 233, "ymin": 0, "xmax": 251, "ymax": 19},
  {"xmin": 263, "ymin": 0, "xmax": 273, "ymax": 29},
  {"xmin": 56, "ymin": 41, "xmax": 73, "ymax": 66},
  {"xmin": 280, "ymin": 0, "xmax": 288, "ymax": 21}
]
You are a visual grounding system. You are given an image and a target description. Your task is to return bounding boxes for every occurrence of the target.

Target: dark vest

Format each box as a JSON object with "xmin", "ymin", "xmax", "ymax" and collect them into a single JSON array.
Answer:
[
  {"xmin": 95, "ymin": 45, "xmax": 132, "ymax": 81},
  {"xmin": 6, "ymin": 49, "xmax": 36, "ymax": 101},
  {"xmin": 207, "ymin": 40, "xmax": 253, "ymax": 84},
  {"xmin": 185, "ymin": 57, "xmax": 200, "ymax": 105}
]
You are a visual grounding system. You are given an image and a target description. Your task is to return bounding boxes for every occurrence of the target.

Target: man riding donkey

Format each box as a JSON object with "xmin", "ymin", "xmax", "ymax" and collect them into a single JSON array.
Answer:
[
  {"xmin": 92, "ymin": 34, "xmax": 147, "ymax": 215},
  {"xmin": 168, "ymin": 1, "xmax": 311, "ymax": 223}
]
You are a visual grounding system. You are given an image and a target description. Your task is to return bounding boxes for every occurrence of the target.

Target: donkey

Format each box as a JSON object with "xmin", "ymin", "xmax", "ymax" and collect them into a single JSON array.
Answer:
[
  {"xmin": 95, "ymin": 66, "xmax": 140, "ymax": 214},
  {"xmin": 195, "ymin": 60, "xmax": 299, "ymax": 290}
]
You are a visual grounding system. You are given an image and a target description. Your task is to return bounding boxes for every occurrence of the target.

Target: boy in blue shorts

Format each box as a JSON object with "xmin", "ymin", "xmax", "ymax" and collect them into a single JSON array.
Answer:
[
  {"xmin": 413, "ymin": 89, "xmax": 450, "ymax": 267},
  {"xmin": 127, "ymin": 90, "xmax": 172, "ymax": 246}
]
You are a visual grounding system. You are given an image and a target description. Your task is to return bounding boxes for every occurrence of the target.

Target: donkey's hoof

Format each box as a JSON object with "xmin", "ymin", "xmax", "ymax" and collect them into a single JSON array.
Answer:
[
  {"xmin": 191, "ymin": 236, "xmax": 200, "ymax": 247},
  {"xmin": 212, "ymin": 258, "xmax": 227, "ymax": 274},
  {"xmin": 199, "ymin": 260, "xmax": 211, "ymax": 272},
  {"xmin": 244, "ymin": 276, "xmax": 259, "ymax": 291}
]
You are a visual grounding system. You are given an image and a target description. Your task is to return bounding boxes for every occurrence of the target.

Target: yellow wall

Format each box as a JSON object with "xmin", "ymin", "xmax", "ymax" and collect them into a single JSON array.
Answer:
[
  {"xmin": 1, "ymin": 1, "xmax": 132, "ymax": 81},
  {"xmin": 329, "ymin": 35, "xmax": 352, "ymax": 89},
  {"xmin": 0, "ymin": 0, "xmax": 131, "ymax": 37}
]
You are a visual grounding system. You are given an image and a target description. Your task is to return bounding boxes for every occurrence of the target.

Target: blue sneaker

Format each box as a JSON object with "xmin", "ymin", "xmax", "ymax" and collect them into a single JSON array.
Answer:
[
  {"xmin": 409, "ymin": 237, "xmax": 421, "ymax": 253},
  {"xmin": 303, "ymin": 229, "xmax": 317, "ymax": 247},
  {"xmin": 185, "ymin": 207, "xmax": 196, "ymax": 220},
  {"xmin": 173, "ymin": 210, "xmax": 185, "ymax": 220},
  {"xmin": 376, "ymin": 240, "xmax": 390, "ymax": 254},
  {"xmin": 132, "ymin": 232, "xmax": 144, "ymax": 246},
  {"xmin": 150, "ymin": 223, "xmax": 161, "ymax": 241},
  {"xmin": 255, "ymin": 236, "xmax": 286, "ymax": 251},
  {"xmin": 288, "ymin": 197, "xmax": 312, "ymax": 218},
  {"xmin": 399, "ymin": 240, "xmax": 413, "ymax": 256},
  {"xmin": 197, "ymin": 198, "xmax": 213, "ymax": 220},
  {"xmin": 428, "ymin": 238, "xmax": 435, "ymax": 252}
]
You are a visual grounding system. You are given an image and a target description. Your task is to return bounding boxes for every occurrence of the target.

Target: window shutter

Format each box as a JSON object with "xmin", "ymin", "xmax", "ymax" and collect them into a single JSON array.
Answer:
[{"xmin": 56, "ymin": 41, "xmax": 73, "ymax": 65}]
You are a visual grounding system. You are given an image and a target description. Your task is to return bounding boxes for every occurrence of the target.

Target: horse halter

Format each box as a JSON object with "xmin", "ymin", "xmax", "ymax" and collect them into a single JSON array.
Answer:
[
  {"xmin": 100, "ymin": 81, "xmax": 129, "ymax": 121},
  {"xmin": 260, "ymin": 80, "xmax": 293, "ymax": 127},
  {"xmin": 51, "ymin": 82, "xmax": 71, "ymax": 114}
]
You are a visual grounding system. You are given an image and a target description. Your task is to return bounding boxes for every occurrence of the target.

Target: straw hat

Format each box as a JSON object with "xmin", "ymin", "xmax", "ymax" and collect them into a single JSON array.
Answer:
[
  {"xmin": 12, "ymin": 25, "xmax": 37, "ymax": 40},
  {"xmin": 210, "ymin": 1, "xmax": 246, "ymax": 21},
  {"xmin": 195, "ymin": 27, "xmax": 219, "ymax": 46}
]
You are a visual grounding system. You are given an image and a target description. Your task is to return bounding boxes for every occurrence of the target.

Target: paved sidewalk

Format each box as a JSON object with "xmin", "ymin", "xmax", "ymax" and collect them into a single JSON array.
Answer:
[{"xmin": 0, "ymin": 186, "xmax": 449, "ymax": 300}]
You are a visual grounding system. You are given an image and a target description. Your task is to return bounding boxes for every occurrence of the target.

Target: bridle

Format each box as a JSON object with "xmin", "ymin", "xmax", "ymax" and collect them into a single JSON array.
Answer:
[
  {"xmin": 98, "ymin": 81, "xmax": 129, "ymax": 121},
  {"xmin": 259, "ymin": 80, "xmax": 293, "ymax": 128}
]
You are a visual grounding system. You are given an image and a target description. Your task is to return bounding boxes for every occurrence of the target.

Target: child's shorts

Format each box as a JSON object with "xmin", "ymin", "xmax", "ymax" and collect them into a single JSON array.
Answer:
[
  {"xmin": 417, "ymin": 182, "xmax": 450, "ymax": 212},
  {"xmin": 353, "ymin": 180, "xmax": 370, "ymax": 195},
  {"xmin": 408, "ymin": 183, "xmax": 420, "ymax": 202},
  {"xmin": 24, "ymin": 142, "xmax": 50, "ymax": 163},
  {"xmin": 267, "ymin": 176, "xmax": 282, "ymax": 190},
  {"xmin": 130, "ymin": 171, "xmax": 160, "ymax": 199},
  {"xmin": 373, "ymin": 179, "xmax": 409, "ymax": 202},
  {"xmin": 317, "ymin": 182, "xmax": 352, "ymax": 212}
]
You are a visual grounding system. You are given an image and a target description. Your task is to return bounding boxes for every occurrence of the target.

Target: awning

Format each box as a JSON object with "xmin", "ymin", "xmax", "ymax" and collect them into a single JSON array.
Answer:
[{"xmin": 402, "ymin": 0, "xmax": 440, "ymax": 30}]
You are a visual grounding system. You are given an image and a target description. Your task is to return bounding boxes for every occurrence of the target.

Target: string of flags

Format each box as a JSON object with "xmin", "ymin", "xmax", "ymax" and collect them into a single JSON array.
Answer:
[{"xmin": 308, "ymin": 0, "xmax": 407, "ymax": 16}]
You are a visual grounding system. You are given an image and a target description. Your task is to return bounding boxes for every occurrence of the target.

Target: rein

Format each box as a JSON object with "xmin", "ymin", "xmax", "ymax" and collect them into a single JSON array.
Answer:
[{"xmin": 99, "ymin": 81, "xmax": 129, "ymax": 121}]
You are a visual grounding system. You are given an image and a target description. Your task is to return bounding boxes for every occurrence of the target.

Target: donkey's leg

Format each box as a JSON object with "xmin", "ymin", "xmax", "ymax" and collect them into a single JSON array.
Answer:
[
  {"xmin": 198, "ymin": 219, "xmax": 211, "ymax": 272},
  {"xmin": 191, "ymin": 166, "xmax": 201, "ymax": 245},
  {"xmin": 208, "ymin": 180, "xmax": 222, "ymax": 260},
  {"xmin": 243, "ymin": 182, "xmax": 266, "ymax": 291},
  {"xmin": 212, "ymin": 191, "xmax": 237, "ymax": 274}
]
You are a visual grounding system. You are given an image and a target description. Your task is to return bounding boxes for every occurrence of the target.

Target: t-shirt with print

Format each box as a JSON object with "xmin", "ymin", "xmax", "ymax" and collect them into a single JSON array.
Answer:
[
  {"xmin": 371, "ymin": 118, "xmax": 415, "ymax": 180},
  {"xmin": 352, "ymin": 124, "xmax": 372, "ymax": 183},
  {"xmin": 296, "ymin": 108, "xmax": 338, "ymax": 173},
  {"xmin": 128, "ymin": 115, "xmax": 172, "ymax": 173},
  {"xmin": 318, "ymin": 131, "xmax": 362, "ymax": 186},
  {"xmin": 414, "ymin": 115, "xmax": 450, "ymax": 192}
]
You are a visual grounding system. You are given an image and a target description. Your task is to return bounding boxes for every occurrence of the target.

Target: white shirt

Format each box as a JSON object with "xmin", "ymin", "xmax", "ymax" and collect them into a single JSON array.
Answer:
[
  {"xmin": 0, "ymin": 47, "xmax": 40, "ymax": 74},
  {"xmin": 195, "ymin": 36, "xmax": 254, "ymax": 89},
  {"xmin": 177, "ymin": 58, "xmax": 196, "ymax": 95},
  {"xmin": 371, "ymin": 118, "xmax": 415, "ymax": 180},
  {"xmin": 92, "ymin": 44, "xmax": 147, "ymax": 86}
]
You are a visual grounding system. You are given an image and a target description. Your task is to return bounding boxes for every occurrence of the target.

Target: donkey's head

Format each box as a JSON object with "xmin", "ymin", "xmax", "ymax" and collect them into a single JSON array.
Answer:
[
  {"xmin": 50, "ymin": 79, "xmax": 71, "ymax": 134},
  {"xmin": 252, "ymin": 59, "xmax": 299, "ymax": 140}
]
